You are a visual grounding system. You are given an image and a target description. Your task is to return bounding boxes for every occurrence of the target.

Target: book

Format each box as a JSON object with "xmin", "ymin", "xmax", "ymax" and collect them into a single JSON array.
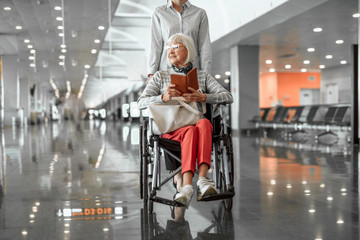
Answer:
[{"xmin": 170, "ymin": 68, "xmax": 199, "ymax": 96}]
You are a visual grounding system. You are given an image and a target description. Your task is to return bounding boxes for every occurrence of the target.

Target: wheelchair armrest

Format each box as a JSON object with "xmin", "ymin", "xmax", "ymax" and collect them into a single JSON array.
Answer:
[{"xmin": 148, "ymin": 118, "xmax": 162, "ymax": 136}]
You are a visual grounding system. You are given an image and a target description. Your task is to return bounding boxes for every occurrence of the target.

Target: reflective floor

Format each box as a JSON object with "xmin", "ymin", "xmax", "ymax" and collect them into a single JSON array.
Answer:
[{"xmin": 0, "ymin": 120, "xmax": 359, "ymax": 239}]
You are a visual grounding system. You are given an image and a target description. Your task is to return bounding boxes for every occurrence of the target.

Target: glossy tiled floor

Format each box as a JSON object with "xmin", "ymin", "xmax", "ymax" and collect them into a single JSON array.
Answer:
[{"xmin": 0, "ymin": 120, "xmax": 358, "ymax": 239}]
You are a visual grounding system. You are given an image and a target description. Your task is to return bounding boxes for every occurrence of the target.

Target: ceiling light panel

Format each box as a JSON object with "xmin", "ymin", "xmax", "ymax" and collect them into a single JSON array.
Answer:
[
  {"xmin": 313, "ymin": 27, "xmax": 323, "ymax": 32},
  {"xmin": 335, "ymin": 40, "xmax": 344, "ymax": 44}
]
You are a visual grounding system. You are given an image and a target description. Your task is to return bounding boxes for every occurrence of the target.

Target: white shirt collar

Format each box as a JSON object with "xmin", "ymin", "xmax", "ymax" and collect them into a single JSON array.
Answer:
[{"xmin": 167, "ymin": 1, "xmax": 191, "ymax": 10}]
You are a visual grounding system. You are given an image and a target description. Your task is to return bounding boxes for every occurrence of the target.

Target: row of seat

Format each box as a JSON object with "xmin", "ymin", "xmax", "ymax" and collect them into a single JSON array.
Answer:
[{"xmin": 253, "ymin": 104, "xmax": 351, "ymax": 137}]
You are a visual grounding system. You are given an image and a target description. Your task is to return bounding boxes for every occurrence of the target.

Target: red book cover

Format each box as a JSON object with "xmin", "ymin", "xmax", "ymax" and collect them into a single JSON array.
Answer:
[{"xmin": 170, "ymin": 68, "xmax": 199, "ymax": 96}]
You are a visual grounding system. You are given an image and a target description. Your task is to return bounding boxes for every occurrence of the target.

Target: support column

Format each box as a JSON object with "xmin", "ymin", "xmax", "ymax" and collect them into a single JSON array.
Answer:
[
  {"xmin": 230, "ymin": 45, "xmax": 259, "ymax": 133},
  {"xmin": 352, "ymin": 45, "xmax": 359, "ymax": 145},
  {"xmin": 2, "ymin": 56, "xmax": 19, "ymax": 128},
  {"xmin": 19, "ymin": 78, "xmax": 30, "ymax": 127},
  {"xmin": 41, "ymin": 84, "xmax": 49, "ymax": 116}
]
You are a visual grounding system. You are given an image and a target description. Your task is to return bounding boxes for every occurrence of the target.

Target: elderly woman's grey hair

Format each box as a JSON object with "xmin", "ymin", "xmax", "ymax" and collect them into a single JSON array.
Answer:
[{"xmin": 167, "ymin": 33, "xmax": 197, "ymax": 65}]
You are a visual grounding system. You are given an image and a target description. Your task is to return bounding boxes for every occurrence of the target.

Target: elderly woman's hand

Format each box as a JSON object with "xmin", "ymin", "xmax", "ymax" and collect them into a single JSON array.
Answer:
[
  {"xmin": 183, "ymin": 87, "xmax": 206, "ymax": 102},
  {"xmin": 162, "ymin": 84, "xmax": 182, "ymax": 102}
]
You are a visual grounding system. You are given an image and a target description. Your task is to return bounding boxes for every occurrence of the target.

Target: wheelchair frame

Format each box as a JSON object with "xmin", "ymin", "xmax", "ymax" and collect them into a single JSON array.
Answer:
[{"xmin": 140, "ymin": 104, "xmax": 235, "ymax": 213}]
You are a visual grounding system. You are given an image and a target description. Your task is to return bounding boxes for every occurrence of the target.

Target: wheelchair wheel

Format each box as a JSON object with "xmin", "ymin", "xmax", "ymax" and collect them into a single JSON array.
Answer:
[
  {"xmin": 219, "ymin": 135, "xmax": 234, "ymax": 211},
  {"xmin": 140, "ymin": 120, "xmax": 149, "ymax": 208},
  {"xmin": 140, "ymin": 125, "xmax": 143, "ymax": 200},
  {"xmin": 148, "ymin": 187, "xmax": 154, "ymax": 213}
]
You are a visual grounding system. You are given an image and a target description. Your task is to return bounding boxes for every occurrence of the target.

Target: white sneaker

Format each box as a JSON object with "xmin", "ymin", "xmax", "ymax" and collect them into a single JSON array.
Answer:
[
  {"xmin": 197, "ymin": 176, "xmax": 217, "ymax": 199},
  {"xmin": 174, "ymin": 184, "xmax": 193, "ymax": 208}
]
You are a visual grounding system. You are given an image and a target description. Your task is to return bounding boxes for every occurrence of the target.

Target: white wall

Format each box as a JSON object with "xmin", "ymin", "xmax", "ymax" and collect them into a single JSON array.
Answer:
[
  {"xmin": 320, "ymin": 65, "xmax": 352, "ymax": 103},
  {"xmin": 192, "ymin": 0, "xmax": 288, "ymax": 41}
]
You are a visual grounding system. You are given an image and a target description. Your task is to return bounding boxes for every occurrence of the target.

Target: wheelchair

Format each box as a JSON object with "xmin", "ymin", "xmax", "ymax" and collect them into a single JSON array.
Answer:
[{"xmin": 139, "ymin": 103, "xmax": 235, "ymax": 213}]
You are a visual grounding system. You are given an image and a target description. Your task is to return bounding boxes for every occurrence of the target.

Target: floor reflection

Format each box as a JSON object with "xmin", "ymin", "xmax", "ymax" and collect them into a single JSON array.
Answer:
[
  {"xmin": 141, "ymin": 202, "xmax": 234, "ymax": 240},
  {"xmin": 0, "ymin": 121, "xmax": 358, "ymax": 239}
]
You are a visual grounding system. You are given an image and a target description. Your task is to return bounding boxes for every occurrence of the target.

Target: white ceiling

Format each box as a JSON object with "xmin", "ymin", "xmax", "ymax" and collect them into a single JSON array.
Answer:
[
  {"xmin": 211, "ymin": 0, "xmax": 358, "ymax": 78},
  {"xmin": 0, "ymin": 0, "xmax": 358, "ymax": 109}
]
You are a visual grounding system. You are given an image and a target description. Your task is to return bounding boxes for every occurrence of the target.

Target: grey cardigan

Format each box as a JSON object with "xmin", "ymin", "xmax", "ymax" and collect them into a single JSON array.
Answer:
[{"xmin": 137, "ymin": 69, "xmax": 233, "ymax": 111}]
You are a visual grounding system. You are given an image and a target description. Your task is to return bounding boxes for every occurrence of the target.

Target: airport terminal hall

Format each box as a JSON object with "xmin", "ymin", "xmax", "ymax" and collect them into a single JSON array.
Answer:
[{"xmin": 1, "ymin": 0, "xmax": 360, "ymax": 239}]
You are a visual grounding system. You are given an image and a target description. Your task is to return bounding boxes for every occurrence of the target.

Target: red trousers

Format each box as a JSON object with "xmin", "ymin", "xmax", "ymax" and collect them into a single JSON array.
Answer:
[{"xmin": 161, "ymin": 119, "xmax": 213, "ymax": 175}]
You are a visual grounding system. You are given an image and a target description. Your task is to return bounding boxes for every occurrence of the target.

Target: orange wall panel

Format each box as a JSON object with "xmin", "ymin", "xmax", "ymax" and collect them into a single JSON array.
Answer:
[
  {"xmin": 277, "ymin": 72, "xmax": 321, "ymax": 107},
  {"xmin": 259, "ymin": 72, "xmax": 277, "ymax": 108},
  {"xmin": 259, "ymin": 72, "xmax": 321, "ymax": 108}
]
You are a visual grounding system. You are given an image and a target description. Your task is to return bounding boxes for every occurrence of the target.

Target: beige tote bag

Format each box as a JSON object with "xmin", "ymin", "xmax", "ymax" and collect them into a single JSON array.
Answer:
[{"xmin": 148, "ymin": 100, "xmax": 203, "ymax": 135}]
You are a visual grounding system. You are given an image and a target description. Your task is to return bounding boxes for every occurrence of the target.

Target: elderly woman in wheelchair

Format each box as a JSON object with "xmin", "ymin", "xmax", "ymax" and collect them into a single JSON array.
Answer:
[{"xmin": 137, "ymin": 33, "xmax": 233, "ymax": 208}]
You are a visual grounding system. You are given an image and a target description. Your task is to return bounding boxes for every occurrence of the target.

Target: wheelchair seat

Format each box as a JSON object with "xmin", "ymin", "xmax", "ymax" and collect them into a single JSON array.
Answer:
[{"xmin": 158, "ymin": 138, "xmax": 181, "ymax": 150}]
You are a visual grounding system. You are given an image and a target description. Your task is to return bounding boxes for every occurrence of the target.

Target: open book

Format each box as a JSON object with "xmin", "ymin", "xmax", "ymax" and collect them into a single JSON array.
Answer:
[{"xmin": 171, "ymin": 68, "xmax": 199, "ymax": 96}]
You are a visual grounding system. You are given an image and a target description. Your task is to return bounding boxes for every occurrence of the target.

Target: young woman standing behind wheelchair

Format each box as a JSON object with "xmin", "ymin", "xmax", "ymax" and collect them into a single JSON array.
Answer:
[
  {"xmin": 138, "ymin": 33, "xmax": 233, "ymax": 208},
  {"xmin": 148, "ymin": 0, "xmax": 212, "ymax": 78}
]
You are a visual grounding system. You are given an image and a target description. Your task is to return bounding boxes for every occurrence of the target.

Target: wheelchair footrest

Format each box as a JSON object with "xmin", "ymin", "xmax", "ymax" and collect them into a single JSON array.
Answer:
[
  {"xmin": 151, "ymin": 196, "xmax": 185, "ymax": 207},
  {"xmin": 197, "ymin": 191, "xmax": 235, "ymax": 202}
]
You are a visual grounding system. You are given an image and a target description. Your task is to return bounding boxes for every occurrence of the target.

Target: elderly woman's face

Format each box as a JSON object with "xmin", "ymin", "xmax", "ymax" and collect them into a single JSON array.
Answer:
[{"xmin": 167, "ymin": 41, "xmax": 188, "ymax": 67}]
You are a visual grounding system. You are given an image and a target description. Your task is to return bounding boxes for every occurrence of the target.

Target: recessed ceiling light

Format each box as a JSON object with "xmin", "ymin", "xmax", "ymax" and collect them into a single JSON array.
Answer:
[
  {"xmin": 335, "ymin": 40, "xmax": 344, "ymax": 44},
  {"xmin": 30, "ymin": 49, "xmax": 36, "ymax": 54},
  {"xmin": 98, "ymin": 26, "xmax": 105, "ymax": 30},
  {"xmin": 84, "ymin": 64, "xmax": 91, "ymax": 69},
  {"xmin": 59, "ymin": 62, "xmax": 64, "ymax": 66},
  {"xmin": 325, "ymin": 55, "xmax": 333, "ymax": 59},
  {"xmin": 15, "ymin": 26, "xmax": 23, "ymax": 30},
  {"xmin": 4, "ymin": 7, "xmax": 11, "ymax": 11},
  {"xmin": 91, "ymin": 49, "xmax": 97, "ymax": 54},
  {"xmin": 59, "ymin": 55, "xmax": 65, "ymax": 59},
  {"xmin": 303, "ymin": 60, "xmax": 310, "ymax": 64},
  {"xmin": 269, "ymin": 68, "xmax": 275, "ymax": 72},
  {"xmin": 224, "ymin": 79, "xmax": 230, "ymax": 83},
  {"xmin": 285, "ymin": 64, "xmax": 291, "ymax": 69},
  {"xmin": 54, "ymin": 6, "xmax": 62, "ymax": 10},
  {"xmin": 307, "ymin": 48, "xmax": 315, "ymax": 52},
  {"xmin": 61, "ymin": 49, "xmax": 67, "ymax": 53},
  {"xmin": 27, "ymin": 45, "xmax": 33, "ymax": 49},
  {"xmin": 313, "ymin": 27, "xmax": 322, "ymax": 32},
  {"xmin": 353, "ymin": 13, "xmax": 360, "ymax": 18},
  {"xmin": 265, "ymin": 59, "xmax": 272, "ymax": 64},
  {"xmin": 225, "ymin": 71, "xmax": 231, "ymax": 76},
  {"xmin": 61, "ymin": 44, "xmax": 66, "ymax": 48},
  {"xmin": 301, "ymin": 68, "xmax": 307, "ymax": 72},
  {"xmin": 215, "ymin": 74, "xmax": 221, "ymax": 79},
  {"xmin": 58, "ymin": 33, "xmax": 64, "ymax": 37},
  {"xmin": 28, "ymin": 56, "xmax": 35, "ymax": 60},
  {"xmin": 94, "ymin": 39, "xmax": 100, "ymax": 43},
  {"xmin": 56, "ymin": 17, "xmax": 63, "ymax": 21},
  {"xmin": 30, "ymin": 63, "xmax": 35, "ymax": 68},
  {"xmin": 319, "ymin": 65, "xmax": 325, "ymax": 69},
  {"xmin": 57, "ymin": 26, "xmax": 64, "ymax": 30},
  {"xmin": 24, "ymin": 39, "xmax": 30, "ymax": 43},
  {"xmin": 340, "ymin": 60, "xmax": 347, "ymax": 64}
]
